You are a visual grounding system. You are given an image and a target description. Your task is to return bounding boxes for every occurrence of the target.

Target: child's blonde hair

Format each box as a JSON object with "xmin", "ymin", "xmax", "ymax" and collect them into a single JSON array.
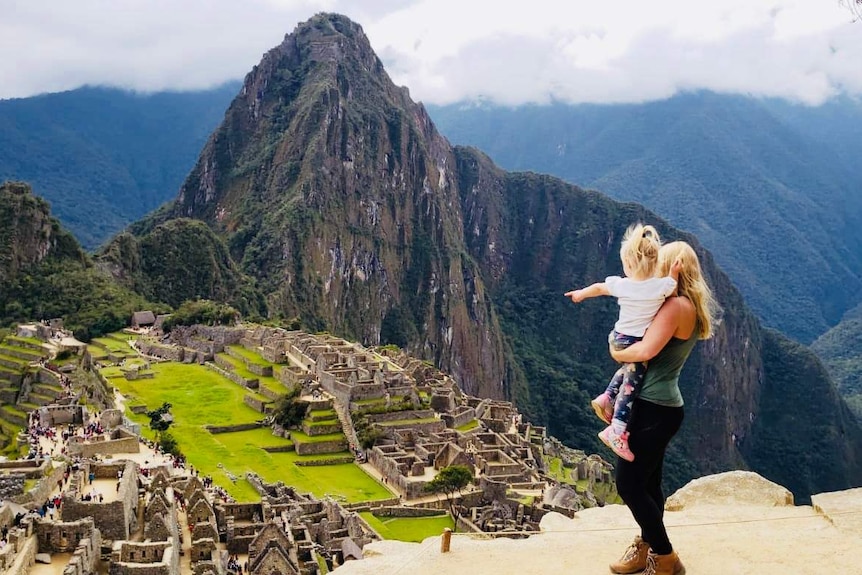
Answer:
[
  {"xmin": 620, "ymin": 223, "xmax": 661, "ymax": 279},
  {"xmin": 655, "ymin": 241, "xmax": 721, "ymax": 339}
]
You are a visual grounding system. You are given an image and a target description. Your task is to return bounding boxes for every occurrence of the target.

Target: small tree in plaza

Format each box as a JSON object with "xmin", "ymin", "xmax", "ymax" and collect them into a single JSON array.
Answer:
[
  {"xmin": 147, "ymin": 402, "xmax": 173, "ymax": 436},
  {"xmin": 424, "ymin": 465, "xmax": 474, "ymax": 526}
]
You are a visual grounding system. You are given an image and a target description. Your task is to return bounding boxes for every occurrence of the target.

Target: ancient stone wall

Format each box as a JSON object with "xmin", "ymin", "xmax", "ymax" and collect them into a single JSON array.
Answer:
[
  {"xmin": 365, "ymin": 409, "xmax": 436, "ymax": 424},
  {"xmin": 61, "ymin": 532, "xmax": 101, "ymax": 575},
  {"xmin": 66, "ymin": 428, "xmax": 139, "ymax": 457},
  {"xmin": 37, "ymin": 404, "xmax": 84, "ymax": 427},
  {"xmin": 205, "ymin": 361, "xmax": 258, "ymax": 388},
  {"xmin": 205, "ymin": 422, "xmax": 263, "ymax": 434},
  {"xmin": 35, "ymin": 517, "xmax": 98, "ymax": 553},
  {"xmin": 243, "ymin": 395, "xmax": 270, "ymax": 413},
  {"xmin": 370, "ymin": 506, "xmax": 447, "ymax": 518},
  {"xmin": 12, "ymin": 459, "xmax": 65, "ymax": 505},
  {"xmin": 348, "ymin": 383, "xmax": 386, "ymax": 401},
  {"xmin": 294, "ymin": 438, "xmax": 348, "ymax": 456},
  {"xmin": 0, "ymin": 531, "xmax": 37, "ymax": 575},
  {"xmin": 138, "ymin": 342, "xmax": 183, "ymax": 362},
  {"xmin": 63, "ymin": 463, "xmax": 137, "ymax": 541}
]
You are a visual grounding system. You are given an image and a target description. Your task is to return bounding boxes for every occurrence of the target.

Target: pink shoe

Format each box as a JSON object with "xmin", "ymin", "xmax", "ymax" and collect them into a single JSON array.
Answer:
[
  {"xmin": 599, "ymin": 426, "xmax": 635, "ymax": 462},
  {"xmin": 591, "ymin": 393, "xmax": 613, "ymax": 424}
]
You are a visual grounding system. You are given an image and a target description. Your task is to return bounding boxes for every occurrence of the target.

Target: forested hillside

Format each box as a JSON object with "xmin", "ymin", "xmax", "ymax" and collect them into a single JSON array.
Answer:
[
  {"xmin": 0, "ymin": 84, "xmax": 238, "ymax": 249},
  {"xmin": 427, "ymin": 95, "xmax": 862, "ymax": 344},
  {"xmin": 0, "ymin": 182, "xmax": 156, "ymax": 339},
  {"xmin": 812, "ymin": 303, "xmax": 862, "ymax": 418}
]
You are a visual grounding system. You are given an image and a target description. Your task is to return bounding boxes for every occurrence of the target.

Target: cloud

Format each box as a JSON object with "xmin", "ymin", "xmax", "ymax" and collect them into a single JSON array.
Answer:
[{"xmin": 0, "ymin": 0, "xmax": 860, "ymax": 105}]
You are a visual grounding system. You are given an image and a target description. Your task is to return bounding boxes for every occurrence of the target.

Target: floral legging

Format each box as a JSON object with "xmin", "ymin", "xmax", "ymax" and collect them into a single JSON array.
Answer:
[{"xmin": 604, "ymin": 330, "xmax": 647, "ymax": 429}]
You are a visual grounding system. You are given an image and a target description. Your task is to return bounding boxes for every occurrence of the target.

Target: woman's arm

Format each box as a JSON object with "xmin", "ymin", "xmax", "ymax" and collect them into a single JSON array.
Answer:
[{"xmin": 610, "ymin": 297, "xmax": 690, "ymax": 362}]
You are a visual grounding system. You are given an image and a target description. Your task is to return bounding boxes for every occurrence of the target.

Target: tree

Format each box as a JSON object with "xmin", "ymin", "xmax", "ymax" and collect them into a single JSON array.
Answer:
[
  {"xmin": 358, "ymin": 426, "xmax": 384, "ymax": 450},
  {"xmin": 146, "ymin": 402, "xmax": 173, "ymax": 437},
  {"xmin": 424, "ymin": 465, "xmax": 474, "ymax": 526},
  {"xmin": 272, "ymin": 387, "xmax": 308, "ymax": 429}
]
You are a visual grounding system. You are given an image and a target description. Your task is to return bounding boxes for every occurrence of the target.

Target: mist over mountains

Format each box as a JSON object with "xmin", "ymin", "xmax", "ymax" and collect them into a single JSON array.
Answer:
[{"xmin": 1, "ymin": 13, "xmax": 861, "ymax": 501}]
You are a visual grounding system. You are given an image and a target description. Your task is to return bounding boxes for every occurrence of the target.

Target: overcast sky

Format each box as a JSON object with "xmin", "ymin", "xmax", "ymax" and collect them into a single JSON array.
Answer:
[{"xmin": 1, "ymin": 0, "xmax": 860, "ymax": 106}]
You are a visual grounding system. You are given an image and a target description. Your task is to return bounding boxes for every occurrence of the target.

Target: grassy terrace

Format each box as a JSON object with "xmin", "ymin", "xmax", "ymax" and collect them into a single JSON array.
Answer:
[
  {"xmin": 6, "ymin": 335, "xmax": 44, "ymax": 347},
  {"xmin": 91, "ymin": 335, "xmax": 133, "ymax": 353},
  {"xmin": 227, "ymin": 345, "xmax": 274, "ymax": 367},
  {"xmin": 216, "ymin": 353, "xmax": 284, "ymax": 397},
  {"xmin": 291, "ymin": 430, "xmax": 345, "ymax": 443},
  {"xmin": 0, "ymin": 345, "xmax": 43, "ymax": 361},
  {"xmin": 2, "ymin": 404, "xmax": 27, "ymax": 418},
  {"xmin": 456, "ymin": 419, "xmax": 480, "ymax": 432},
  {"xmin": 0, "ymin": 354, "xmax": 29, "ymax": 369},
  {"xmin": 87, "ymin": 345, "xmax": 109, "ymax": 360},
  {"xmin": 359, "ymin": 513, "xmax": 454, "ymax": 543},
  {"xmin": 110, "ymin": 361, "xmax": 388, "ymax": 504},
  {"xmin": 376, "ymin": 417, "xmax": 439, "ymax": 427}
]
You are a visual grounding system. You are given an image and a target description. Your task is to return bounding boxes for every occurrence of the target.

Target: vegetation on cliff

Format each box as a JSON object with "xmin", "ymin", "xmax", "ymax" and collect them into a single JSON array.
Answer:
[
  {"xmin": 0, "ymin": 182, "xmax": 155, "ymax": 339},
  {"xmin": 811, "ymin": 303, "xmax": 862, "ymax": 418},
  {"xmin": 98, "ymin": 219, "xmax": 266, "ymax": 317},
  {"xmin": 428, "ymin": 95, "xmax": 862, "ymax": 344}
]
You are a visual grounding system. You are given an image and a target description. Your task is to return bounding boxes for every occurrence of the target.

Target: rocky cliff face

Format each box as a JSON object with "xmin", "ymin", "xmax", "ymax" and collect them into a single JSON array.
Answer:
[
  {"xmin": 0, "ymin": 181, "xmax": 84, "ymax": 278},
  {"xmin": 114, "ymin": 14, "xmax": 862, "ymax": 499},
  {"xmin": 154, "ymin": 15, "xmax": 508, "ymax": 398}
]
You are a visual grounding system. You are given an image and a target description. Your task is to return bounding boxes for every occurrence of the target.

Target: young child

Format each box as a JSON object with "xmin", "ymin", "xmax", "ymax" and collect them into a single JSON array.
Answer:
[{"xmin": 564, "ymin": 223, "xmax": 679, "ymax": 461}]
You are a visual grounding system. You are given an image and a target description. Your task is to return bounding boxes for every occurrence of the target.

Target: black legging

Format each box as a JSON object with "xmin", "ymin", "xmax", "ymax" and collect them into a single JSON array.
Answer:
[{"xmin": 614, "ymin": 398, "xmax": 684, "ymax": 555}]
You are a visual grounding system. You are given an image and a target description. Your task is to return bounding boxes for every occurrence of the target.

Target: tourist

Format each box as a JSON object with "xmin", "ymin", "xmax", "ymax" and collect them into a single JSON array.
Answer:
[
  {"xmin": 565, "ymin": 223, "xmax": 679, "ymax": 461},
  {"xmin": 604, "ymin": 241, "xmax": 718, "ymax": 575}
]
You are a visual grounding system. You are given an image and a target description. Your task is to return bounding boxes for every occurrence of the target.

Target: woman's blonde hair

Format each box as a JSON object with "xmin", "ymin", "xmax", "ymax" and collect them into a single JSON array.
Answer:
[
  {"xmin": 656, "ymin": 241, "xmax": 720, "ymax": 339},
  {"xmin": 620, "ymin": 223, "xmax": 662, "ymax": 279}
]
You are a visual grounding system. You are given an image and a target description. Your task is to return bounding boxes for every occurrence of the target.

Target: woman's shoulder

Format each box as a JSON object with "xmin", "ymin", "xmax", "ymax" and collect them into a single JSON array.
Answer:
[
  {"xmin": 664, "ymin": 294, "xmax": 695, "ymax": 312},
  {"xmin": 660, "ymin": 295, "xmax": 697, "ymax": 336}
]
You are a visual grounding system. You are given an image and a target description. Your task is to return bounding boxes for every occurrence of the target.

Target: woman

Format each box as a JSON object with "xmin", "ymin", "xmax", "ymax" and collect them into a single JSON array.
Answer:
[{"xmin": 607, "ymin": 241, "xmax": 719, "ymax": 575}]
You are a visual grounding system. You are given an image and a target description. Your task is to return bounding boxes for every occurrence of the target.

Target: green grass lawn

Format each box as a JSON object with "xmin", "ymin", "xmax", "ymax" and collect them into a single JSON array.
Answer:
[
  {"xmin": 5, "ymin": 335, "xmax": 43, "ymax": 347},
  {"xmin": 217, "ymin": 353, "xmax": 284, "ymax": 397},
  {"xmin": 227, "ymin": 344, "xmax": 275, "ymax": 367},
  {"xmin": 92, "ymin": 336, "xmax": 132, "ymax": 354},
  {"xmin": 111, "ymin": 362, "xmax": 388, "ymax": 504},
  {"xmin": 87, "ymin": 345, "xmax": 109, "ymax": 360},
  {"xmin": 359, "ymin": 512, "xmax": 454, "ymax": 542},
  {"xmin": 291, "ymin": 430, "xmax": 345, "ymax": 443},
  {"xmin": 0, "ymin": 344, "xmax": 43, "ymax": 360},
  {"xmin": 456, "ymin": 419, "xmax": 480, "ymax": 432}
]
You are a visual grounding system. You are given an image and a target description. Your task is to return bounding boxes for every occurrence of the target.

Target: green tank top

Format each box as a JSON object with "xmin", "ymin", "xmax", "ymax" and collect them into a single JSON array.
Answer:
[{"xmin": 639, "ymin": 330, "xmax": 698, "ymax": 407}]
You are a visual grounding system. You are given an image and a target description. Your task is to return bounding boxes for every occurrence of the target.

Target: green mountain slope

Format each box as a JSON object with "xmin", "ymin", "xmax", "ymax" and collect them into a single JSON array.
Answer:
[
  {"xmin": 0, "ymin": 181, "xmax": 156, "ymax": 339},
  {"xmin": 98, "ymin": 220, "xmax": 266, "ymax": 316},
  {"xmin": 811, "ymin": 303, "xmax": 862, "ymax": 418},
  {"xmin": 427, "ymin": 95, "xmax": 862, "ymax": 344},
  {"xmin": 109, "ymin": 14, "xmax": 862, "ymax": 501},
  {"xmin": 0, "ymin": 84, "xmax": 238, "ymax": 249}
]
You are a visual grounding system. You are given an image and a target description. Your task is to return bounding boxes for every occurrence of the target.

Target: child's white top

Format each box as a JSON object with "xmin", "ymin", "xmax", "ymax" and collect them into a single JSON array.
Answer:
[{"xmin": 605, "ymin": 276, "xmax": 678, "ymax": 337}]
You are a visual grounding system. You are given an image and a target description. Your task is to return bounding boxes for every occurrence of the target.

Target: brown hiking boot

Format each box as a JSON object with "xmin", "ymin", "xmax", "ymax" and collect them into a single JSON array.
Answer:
[
  {"xmin": 609, "ymin": 536, "xmax": 649, "ymax": 574},
  {"xmin": 642, "ymin": 549, "xmax": 686, "ymax": 575}
]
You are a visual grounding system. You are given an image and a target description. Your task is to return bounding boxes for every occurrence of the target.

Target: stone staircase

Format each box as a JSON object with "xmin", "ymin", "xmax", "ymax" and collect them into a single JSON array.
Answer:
[{"xmin": 333, "ymin": 399, "xmax": 360, "ymax": 451}]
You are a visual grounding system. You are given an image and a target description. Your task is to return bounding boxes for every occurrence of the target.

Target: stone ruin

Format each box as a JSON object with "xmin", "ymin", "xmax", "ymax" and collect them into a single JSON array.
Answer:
[
  {"xmin": 218, "ymin": 326, "xmax": 617, "ymax": 530},
  {"xmin": 208, "ymin": 473, "xmax": 377, "ymax": 573}
]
